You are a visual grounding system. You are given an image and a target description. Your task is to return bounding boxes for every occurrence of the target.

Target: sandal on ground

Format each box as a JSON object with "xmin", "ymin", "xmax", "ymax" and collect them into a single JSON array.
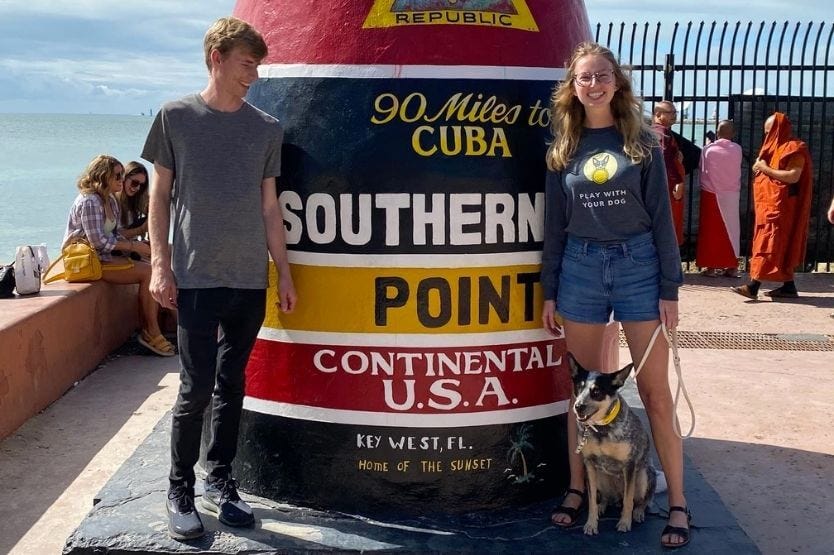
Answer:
[
  {"xmin": 661, "ymin": 506, "xmax": 692, "ymax": 549},
  {"xmin": 138, "ymin": 331, "xmax": 176, "ymax": 357},
  {"xmin": 764, "ymin": 287, "xmax": 799, "ymax": 298},
  {"xmin": 699, "ymin": 268, "xmax": 722, "ymax": 278},
  {"xmin": 730, "ymin": 285, "xmax": 757, "ymax": 300},
  {"xmin": 550, "ymin": 488, "xmax": 585, "ymax": 527}
]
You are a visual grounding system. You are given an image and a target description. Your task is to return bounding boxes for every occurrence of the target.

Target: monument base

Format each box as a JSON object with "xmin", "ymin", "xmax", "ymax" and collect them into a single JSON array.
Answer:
[{"xmin": 64, "ymin": 385, "xmax": 758, "ymax": 554}]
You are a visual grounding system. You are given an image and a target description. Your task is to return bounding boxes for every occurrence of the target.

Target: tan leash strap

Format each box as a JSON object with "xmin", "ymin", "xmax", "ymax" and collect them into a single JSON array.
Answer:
[{"xmin": 632, "ymin": 322, "xmax": 696, "ymax": 439}]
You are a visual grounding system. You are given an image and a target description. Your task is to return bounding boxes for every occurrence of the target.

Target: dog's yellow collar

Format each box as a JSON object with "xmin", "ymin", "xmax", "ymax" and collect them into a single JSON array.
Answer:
[{"xmin": 597, "ymin": 398, "xmax": 621, "ymax": 426}]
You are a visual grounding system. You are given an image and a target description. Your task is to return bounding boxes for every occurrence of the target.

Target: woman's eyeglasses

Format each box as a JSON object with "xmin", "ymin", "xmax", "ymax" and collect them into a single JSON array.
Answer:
[{"xmin": 574, "ymin": 70, "xmax": 614, "ymax": 87}]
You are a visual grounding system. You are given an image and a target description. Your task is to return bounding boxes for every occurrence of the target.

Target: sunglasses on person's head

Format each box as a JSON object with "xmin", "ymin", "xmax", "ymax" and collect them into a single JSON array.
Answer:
[{"xmin": 573, "ymin": 70, "xmax": 614, "ymax": 87}]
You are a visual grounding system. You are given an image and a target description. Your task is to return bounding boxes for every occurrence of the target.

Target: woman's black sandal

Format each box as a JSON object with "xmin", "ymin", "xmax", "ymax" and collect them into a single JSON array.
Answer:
[
  {"xmin": 550, "ymin": 488, "xmax": 585, "ymax": 527},
  {"xmin": 661, "ymin": 506, "xmax": 692, "ymax": 549}
]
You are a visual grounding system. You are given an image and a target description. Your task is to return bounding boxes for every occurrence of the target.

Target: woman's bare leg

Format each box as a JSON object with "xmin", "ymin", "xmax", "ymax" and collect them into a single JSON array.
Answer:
[
  {"xmin": 551, "ymin": 319, "xmax": 608, "ymax": 525},
  {"xmin": 101, "ymin": 260, "xmax": 162, "ymax": 337},
  {"xmin": 621, "ymin": 320, "xmax": 688, "ymax": 546}
]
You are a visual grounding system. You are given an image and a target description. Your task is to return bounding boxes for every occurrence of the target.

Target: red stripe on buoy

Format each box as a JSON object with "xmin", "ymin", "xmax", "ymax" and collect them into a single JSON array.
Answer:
[
  {"xmin": 246, "ymin": 339, "xmax": 571, "ymax": 413},
  {"xmin": 234, "ymin": 0, "xmax": 590, "ymax": 66}
]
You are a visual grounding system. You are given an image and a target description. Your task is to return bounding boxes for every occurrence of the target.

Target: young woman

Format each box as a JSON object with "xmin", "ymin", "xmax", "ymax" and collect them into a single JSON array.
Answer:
[
  {"xmin": 540, "ymin": 42, "xmax": 689, "ymax": 548},
  {"xmin": 117, "ymin": 161, "xmax": 150, "ymax": 242},
  {"xmin": 63, "ymin": 154, "xmax": 175, "ymax": 357}
]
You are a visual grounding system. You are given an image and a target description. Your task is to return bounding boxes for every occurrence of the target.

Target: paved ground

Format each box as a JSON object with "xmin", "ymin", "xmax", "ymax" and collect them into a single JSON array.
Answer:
[{"xmin": 1, "ymin": 272, "xmax": 833, "ymax": 554}]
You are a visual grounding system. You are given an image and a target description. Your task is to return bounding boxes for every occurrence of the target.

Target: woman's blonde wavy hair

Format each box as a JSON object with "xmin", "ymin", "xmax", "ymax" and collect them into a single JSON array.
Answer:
[
  {"xmin": 77, "ymin": 154, "xmax": 122, "ymax": 200},
  {"xmin": 546, "ymin": 42, "xmax": 656, "ymax": 171}
]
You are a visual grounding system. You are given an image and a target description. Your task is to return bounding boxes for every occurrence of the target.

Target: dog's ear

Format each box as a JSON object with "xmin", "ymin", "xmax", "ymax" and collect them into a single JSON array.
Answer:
[
  {"xmin": 610, "ymin": 363, "xmax": 634, "ymax": 388},
  {"xmin": 567, "ymin": 352, "xmax": 585, "ymax": 379}
]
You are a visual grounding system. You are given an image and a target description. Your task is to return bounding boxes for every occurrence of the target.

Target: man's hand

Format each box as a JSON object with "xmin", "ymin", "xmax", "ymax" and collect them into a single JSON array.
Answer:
[
  {"xmin": 276, "ymin": 272, "xmax": 297, "ymax": 313},
  {"xmin": 150, "ymin": 266, "xmax": 178, "ymax": 309},
  {"xmin": 673, "ymin": 182, "xmax": 684, "ymax": 201}
]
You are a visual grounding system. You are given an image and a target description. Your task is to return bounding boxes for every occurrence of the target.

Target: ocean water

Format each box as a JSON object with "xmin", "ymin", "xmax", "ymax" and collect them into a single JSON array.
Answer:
[{"xmin": 0, "ymin": 113, "xmax": 153, "ymax": 264}]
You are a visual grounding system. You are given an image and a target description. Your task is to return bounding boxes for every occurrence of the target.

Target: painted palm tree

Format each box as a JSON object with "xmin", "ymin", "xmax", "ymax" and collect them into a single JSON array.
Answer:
[{"xmin": 506, "ymin": 424, "xmax": 534, "ymax": 483}]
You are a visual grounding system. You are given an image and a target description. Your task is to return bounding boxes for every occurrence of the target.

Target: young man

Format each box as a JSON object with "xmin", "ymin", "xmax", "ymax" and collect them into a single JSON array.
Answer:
[{"xmin": 142, "ymin": 16, "xmax": 297, "ymax": 540}]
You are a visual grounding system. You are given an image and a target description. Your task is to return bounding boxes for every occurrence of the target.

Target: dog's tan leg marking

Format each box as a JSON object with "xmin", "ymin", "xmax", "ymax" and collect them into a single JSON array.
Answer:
[
  {"xmin": 584, "ymin": 464, "xmax": 600, "ymax": 535},
  {"xmin": 617, "ymin": 468, "xmax": 636, "ymax": 532},
  {"xmin": 633, "ymin": 469, "xmax": 648, "ymax": 523}
]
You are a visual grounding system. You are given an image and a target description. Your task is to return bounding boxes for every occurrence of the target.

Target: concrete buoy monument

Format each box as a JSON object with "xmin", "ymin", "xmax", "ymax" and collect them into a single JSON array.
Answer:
[{"xmin": 231, "ymin": 0, "xmax": 595, "ymax": 514}]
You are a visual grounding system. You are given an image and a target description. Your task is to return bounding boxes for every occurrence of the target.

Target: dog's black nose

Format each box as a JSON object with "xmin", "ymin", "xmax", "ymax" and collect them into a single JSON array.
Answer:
[{"xmin": 574, "ymin": 403, "xmax": 586, "ymax": 416}]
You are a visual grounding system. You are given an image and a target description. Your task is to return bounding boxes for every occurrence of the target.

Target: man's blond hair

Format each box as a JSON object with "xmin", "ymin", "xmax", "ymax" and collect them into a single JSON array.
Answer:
[{"xmin": 203, "ymin": 16, "xmax": 267, "ymax": 72}]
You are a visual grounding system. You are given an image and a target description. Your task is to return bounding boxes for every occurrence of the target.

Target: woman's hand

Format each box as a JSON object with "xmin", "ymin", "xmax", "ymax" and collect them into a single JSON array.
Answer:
[
  {"xmin": 542, "ymin": 300, "xmax": 560, "ymax": 336},
  {"xmin": 132, "ymin": 240, "xmax": 151, "ymax": 258},
  {"xmin": 659, "ymin": 299, "xmax": 679, "ymax": 330}
]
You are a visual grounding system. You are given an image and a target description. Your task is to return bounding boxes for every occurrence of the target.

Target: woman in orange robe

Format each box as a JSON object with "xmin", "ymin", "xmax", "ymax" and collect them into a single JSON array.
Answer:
[{"xmin": 731, "ymin": 112, "xmax": 813, "ymax": 300}]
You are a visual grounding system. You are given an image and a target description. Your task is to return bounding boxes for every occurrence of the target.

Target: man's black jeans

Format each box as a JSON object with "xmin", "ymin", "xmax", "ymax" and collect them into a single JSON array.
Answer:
[{"xmin": 169, "ymin": 287, "xmax": 266, "ymax": 488}]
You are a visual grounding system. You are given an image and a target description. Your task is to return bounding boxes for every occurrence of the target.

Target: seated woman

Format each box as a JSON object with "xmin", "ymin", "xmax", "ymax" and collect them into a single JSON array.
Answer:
[
  {"xmin": 63, "ymin": 154, "xmax": 175, "ymax": 357},
  {"xmin": 117, "ymin": 161, "xmax": 150, "ymax": 244}
]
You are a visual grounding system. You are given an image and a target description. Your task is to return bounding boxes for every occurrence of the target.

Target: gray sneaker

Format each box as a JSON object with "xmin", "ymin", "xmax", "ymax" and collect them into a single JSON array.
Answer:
[
  {"xmin": 166, "ymin": 485, "xmax": 204, "ymax": 540},
  {"xmin": 201, "ymin": 477, "xmax": 255, "ymax": 527}
]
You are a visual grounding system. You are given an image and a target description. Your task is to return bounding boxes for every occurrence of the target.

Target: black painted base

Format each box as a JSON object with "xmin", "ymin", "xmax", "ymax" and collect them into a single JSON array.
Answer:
[{"xmin": 65, "ymin": 404, "xmax": 760, "ymax": 554}]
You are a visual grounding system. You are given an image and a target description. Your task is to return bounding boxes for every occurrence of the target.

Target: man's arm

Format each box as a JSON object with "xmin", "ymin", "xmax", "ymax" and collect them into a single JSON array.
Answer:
[
  {"xmin": 262, "ymin": 176, "xmax": 297, "ymax": 313},
  {"xmin": 148, "ymin": 163, "xmax": 177, "ymax": 309}
]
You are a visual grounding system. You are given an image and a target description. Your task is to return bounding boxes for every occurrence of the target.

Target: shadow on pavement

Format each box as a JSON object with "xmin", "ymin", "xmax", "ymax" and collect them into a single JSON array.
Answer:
[{"xmin": 0, "ymin": 341, "xmax": 176, "ymax": 554}]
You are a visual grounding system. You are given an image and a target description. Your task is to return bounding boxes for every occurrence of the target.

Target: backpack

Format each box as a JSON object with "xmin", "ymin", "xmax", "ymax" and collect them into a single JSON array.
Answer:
[
  {"xmin": 0, "ymin": 264, "xmax": 14, "ymax": 298},
  {"xmin": 14, "ymin": 245, "xmax": 49, "ymax": 295}
]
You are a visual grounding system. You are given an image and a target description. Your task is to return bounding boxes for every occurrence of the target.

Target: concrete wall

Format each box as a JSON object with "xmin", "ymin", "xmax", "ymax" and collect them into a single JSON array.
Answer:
[{"xmin": 0, "ymin": 281, "xmax": 140, "ymax": 439}]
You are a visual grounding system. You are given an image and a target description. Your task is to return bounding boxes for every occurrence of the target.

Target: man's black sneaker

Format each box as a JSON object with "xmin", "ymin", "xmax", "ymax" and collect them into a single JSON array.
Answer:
[
  {"xmin": 166, "ymin": 485, "xmax": 205, "ymax": 540},
  {"xmin": 201, "ymin": 477, "xmax": 255, "ymax": 527}
]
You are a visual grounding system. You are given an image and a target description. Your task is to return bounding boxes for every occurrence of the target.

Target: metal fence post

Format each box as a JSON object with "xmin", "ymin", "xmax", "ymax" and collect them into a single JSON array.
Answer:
[{"xmin": 664, "ymin": 53, "xmax": 674, "ymax": 101}]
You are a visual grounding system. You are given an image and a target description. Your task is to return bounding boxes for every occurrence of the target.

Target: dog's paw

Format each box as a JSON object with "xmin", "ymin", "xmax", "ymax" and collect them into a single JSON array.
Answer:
[
  {"xmin": 633, "ymin": 506, "xmax": 646, "ymax": 523},
  {"xmin": 616, "ymin": 518, "xmax": 632, "ymax": 533},
  {"xmin": 583, "ymin": 520, "xmax": 599, "ymax": 535}
]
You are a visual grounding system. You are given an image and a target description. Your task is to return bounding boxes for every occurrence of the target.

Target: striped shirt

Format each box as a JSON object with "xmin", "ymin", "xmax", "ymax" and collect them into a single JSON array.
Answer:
[{"xmin": 63, "ymin": 193, "xmax": 121, "ymax": 261}]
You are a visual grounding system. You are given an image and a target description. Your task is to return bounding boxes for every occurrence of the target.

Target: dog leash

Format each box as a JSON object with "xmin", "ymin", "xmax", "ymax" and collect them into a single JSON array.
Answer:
[{"xmin": 632, "ymin": 322, "xmax": 696, "ymax": 439}]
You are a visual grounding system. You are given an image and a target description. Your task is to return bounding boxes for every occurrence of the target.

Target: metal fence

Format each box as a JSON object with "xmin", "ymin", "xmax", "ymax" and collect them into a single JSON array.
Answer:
[{"xmin": 594, "ymin": 21, "xmax": 834, "ymax": 271}]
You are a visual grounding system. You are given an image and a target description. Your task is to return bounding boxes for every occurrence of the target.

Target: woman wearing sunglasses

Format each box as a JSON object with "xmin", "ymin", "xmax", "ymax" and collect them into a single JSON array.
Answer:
[
  {"xmin": 62, "ymin": 154, "xmax": 175, "ymax": 357},
  {"xmin": 117, "ymin": 161, "xmax": 150, "ymax": 243}
]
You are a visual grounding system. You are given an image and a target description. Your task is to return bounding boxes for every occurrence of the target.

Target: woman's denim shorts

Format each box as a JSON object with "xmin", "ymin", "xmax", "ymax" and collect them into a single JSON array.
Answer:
[{"xmin": 557, "ymin": 231, "xmax": 661, "ymax": 324}]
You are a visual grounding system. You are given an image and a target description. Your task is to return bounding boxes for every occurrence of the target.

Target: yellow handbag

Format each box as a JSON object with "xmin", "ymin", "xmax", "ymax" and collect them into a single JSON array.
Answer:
[{"xmin": 43, "ymin": 241, "xmax": 103, "ymax": 284}]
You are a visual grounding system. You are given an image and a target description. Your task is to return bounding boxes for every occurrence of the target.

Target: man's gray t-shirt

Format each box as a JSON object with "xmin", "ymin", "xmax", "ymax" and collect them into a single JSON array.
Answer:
[
  {"xmin": 141, "ymin": 93, "xmax": 283, "ymax": 289},
  {"xmin": 541, "ymin": 126, "xmax": 683, "ymax": 301}
]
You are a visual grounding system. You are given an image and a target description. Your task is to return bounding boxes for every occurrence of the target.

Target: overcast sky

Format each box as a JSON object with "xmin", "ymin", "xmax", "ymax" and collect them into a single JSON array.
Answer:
[{"xmin": 0, "ymin": 1, "xmax": 829, "ymax": 114}]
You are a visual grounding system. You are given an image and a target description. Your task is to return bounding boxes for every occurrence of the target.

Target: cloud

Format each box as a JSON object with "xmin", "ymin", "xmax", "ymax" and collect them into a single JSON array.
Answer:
[{"xmin": 0, "ymin": 0, "xmax": 233, "ymax": 113}]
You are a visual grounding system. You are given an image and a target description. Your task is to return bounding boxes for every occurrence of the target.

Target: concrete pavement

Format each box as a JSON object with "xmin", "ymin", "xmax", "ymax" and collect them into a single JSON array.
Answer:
[{"xmin": 1, "ymin": 272, "xmax": 833, "ymax": 554}]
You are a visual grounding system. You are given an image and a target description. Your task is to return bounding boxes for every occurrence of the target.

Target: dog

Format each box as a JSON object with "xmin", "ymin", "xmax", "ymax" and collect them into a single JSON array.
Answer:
[{"xmin": 568, "ymin": 353, "xmax": 656, "ymax": 535}]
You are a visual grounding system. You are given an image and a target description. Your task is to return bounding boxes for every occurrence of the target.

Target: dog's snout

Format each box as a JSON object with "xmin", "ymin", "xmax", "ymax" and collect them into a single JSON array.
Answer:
[{"xmin": 574, "ymin": 402, "xmax": 587, "ymax": 417}]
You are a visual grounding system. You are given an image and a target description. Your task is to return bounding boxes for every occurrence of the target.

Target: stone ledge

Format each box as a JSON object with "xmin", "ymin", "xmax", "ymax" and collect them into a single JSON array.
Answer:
[{"xmin": 0, "ymin": 280, "xmax": 140, "ymax": 439}]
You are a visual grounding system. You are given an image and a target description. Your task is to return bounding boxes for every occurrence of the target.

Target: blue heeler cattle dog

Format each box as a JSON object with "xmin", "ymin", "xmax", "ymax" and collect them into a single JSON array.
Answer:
[{"xmin": 569, "ymin": 353, "xmax": 657, "ymax": 535}]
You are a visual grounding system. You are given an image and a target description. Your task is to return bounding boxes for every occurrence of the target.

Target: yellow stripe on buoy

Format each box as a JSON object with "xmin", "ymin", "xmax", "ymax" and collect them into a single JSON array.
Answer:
[{"xmin": 266, "ymin": 262, "xmax": 544, "ymax": 333}]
